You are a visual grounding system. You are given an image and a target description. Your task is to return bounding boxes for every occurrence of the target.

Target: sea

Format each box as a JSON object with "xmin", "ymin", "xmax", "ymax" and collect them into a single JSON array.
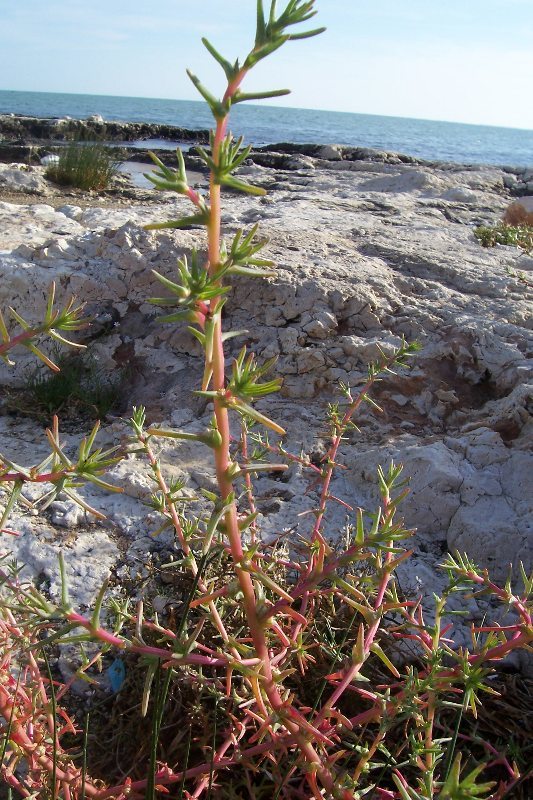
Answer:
[{"xmin": 0, "ymin": 89, "xmax": 532, "ymax": 169}]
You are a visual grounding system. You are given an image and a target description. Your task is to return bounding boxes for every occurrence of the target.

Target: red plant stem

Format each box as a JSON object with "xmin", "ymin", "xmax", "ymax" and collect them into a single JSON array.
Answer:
[
  {"xmin": 189, "ymin": 585, "xmax": 229, "ymax": 608},
  {"xmin": 96, "ymin": 738, "xmax": 277, "ymax": 799},
  {"xmin": 452, "ymin": 731, "xmax": 518, "ymax": 781},
  {"xmin": 1, "ymin": 605, "xmax": 280, "ymax": 800},
  {"xmin": 318, "ymin": 567, "xmax": 393, "ymax": 721},
  {"xmin": 0, "ymin": 671, "xmax": 98, "ymax": 797},
  {"xmin": 1, "ymin": 773, "xmax": 29, "ymax": 798},
  {"xmin": 266, "ymin": 540, "xmax": 373, "ymax": 620},
  {"xmin": 261, "ymin": 439, "xmax": 322, "ymax": 475},
  {"xmin": 0, "ymin": 324, "xmax": 49, "ymax": 356},
  {"xmin": 203, "ymin": 88, "xmax": 341, "ymax": 797},
  {"xmin": 464, "ymin": 569, "xmax": 532, "ymax": 627},
  {"xmin": 138, "ymin": 432, "xmax": 230, "ymax": 645},
  {"xmin": 186, "ymin": 186, "xmax": 203, "ymax": 207},
  {"xmin": 0, "ymin": 469, "xmax": 76, "ymax": 483},
  {"xmin": 470, "ymin": 630, "xmax": 532, "ymax": 664},
  {"xmin": 290, "ymin": 368, "xmax": 395, "ymax": 645},
  {"xmin": 352, "ymin": 730, "xmax": 386, "ymax": 784},
  {"xmin": 311, "ymin": 377, "xmax": 380, "ymax": 542},
  {"xmin": 66, "ymin": 613, "xmax": 126, "ymax": 647},
  {"xmin": 98, "ymin": 725, "xmax": 355, "ymax": 800},
  {"xmin": 65, "ymin": 612, "xmax": 261, "ymax": 667},
  {"xmin": 343, "ymin": 625, "xmax": 533, "ymax": 736},
  {"xmin": 191, "ymin": 736, "xmax": 234, "ymax": 799},
  {"xmin": 316, "ymin": 488, "xmax": 397, "ymax": 721}
]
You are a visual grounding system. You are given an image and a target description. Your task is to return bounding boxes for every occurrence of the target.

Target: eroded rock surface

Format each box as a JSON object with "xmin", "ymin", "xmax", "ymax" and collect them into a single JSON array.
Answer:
[
  {"xmin": 0, "ymin": 163, "xmax": 50, "ymax": 195},
  {"xmin": 0, "ymin": 113, "xmax": 209, "ymax": 145},
  {"xmin": 0, "ymin": 152, "xmax": 531, "ymax": 670}
]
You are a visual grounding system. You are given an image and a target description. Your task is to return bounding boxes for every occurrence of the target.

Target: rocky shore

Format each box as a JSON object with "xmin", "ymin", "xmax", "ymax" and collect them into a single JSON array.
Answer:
[
  {"xmin": 2, "ymin": 114, "xmax": 533, "ymax": 194},
  {"xmin": 0, "ymin": 112, "xmax": 210, "ymax": 144},
  {"xmin": 0, "ymin": 136, "xmax": 531, "ymax": 673}
]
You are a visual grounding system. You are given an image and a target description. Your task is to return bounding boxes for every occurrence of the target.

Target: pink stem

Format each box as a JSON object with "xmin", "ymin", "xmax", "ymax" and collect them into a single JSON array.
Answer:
[{"xmin": 203, "ymin": 83, "xmax": 340, "ymax": 798}]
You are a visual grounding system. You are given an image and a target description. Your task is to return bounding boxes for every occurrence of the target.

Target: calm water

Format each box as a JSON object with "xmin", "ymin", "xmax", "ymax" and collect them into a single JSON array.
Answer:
[{"xmin": 0, "ymin": 90, "xmax": 532, "ymax": 168}]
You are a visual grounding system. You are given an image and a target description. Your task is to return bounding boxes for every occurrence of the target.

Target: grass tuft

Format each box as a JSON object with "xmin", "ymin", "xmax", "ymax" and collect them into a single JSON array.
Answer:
[
  {"xmin": 45, "ymin": 140, "xmax": 119, "ymax": 191},
  {"xmin": 9, "ymin": 348, "xmax": 127, "ymax": 421}
]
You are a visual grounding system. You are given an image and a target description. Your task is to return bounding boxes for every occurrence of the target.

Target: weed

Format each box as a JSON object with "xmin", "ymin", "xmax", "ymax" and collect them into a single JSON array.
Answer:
[
  {"xmin": 46, "ymin": 139, "xmax": 118, "ymax": 191},
  {"xmin": 0, "ymin": 4, "xmax": 532, "ymax": 800},
  {"xmin": 474, "ymin": 223, "xmax": 533, "ymax": 253},
  {"xmin": 7, "ymin": 348, "xmax": 126, "ymax": 422}
]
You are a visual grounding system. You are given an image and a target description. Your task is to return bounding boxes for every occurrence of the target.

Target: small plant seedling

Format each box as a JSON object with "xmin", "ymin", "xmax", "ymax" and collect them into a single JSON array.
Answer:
[{"xmin": 474, "ymin": 222, "xmax": 533, "ymax": 253}]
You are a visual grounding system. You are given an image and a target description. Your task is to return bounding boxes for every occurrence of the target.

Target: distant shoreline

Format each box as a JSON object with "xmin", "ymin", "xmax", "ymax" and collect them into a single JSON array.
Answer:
[
  {"xmin": 1, "ymin": 114, "xmax": 533, "ymax": 181},
  {"xmin": 1, "ymin": 90, "xmax": 532, "ymax": 168},
  {"xmin": 0, "ymin": 112, "xmax": 210, "ymax": 145}
]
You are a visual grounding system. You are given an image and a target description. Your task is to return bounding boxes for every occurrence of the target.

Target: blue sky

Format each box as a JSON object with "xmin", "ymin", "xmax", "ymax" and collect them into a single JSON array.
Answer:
[{"xmin": 1, "ymin": 0, "xmax": 532, "ymax": 129}]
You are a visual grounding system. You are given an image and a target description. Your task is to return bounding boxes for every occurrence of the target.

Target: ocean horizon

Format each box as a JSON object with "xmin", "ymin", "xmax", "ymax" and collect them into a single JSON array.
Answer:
[{"xmin": 0, "ymin": 89, "xmax": 532, "ymax": 168}]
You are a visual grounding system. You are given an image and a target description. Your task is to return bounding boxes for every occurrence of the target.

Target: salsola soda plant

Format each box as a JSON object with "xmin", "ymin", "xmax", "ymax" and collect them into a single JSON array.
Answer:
[{"xmin": 1, "ymin": 2, "xmax": 533, "ymax": 798}]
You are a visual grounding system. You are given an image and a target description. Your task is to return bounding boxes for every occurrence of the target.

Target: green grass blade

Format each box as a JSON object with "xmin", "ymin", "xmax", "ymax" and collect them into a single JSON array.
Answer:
[
  {"xmin": 80, "ymin": 712, "xmax": 90, "ymax": 800},
  {"xmin": 177, "ymin": 727, "xmax": 192, "ymax": 799},
  {"xmin": 206, "ymin": 694, "xmax": 219, "ymax": 800}
]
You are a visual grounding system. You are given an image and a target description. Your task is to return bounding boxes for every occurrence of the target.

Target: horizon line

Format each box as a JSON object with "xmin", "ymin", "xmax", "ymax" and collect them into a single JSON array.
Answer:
[{"xmin": 1, "ymin": 87, "xmax": 533, "ymax": 135}]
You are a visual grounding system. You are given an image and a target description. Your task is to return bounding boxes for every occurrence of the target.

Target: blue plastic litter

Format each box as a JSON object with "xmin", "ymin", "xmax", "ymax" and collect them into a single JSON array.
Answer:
[{"xmin": 107, "ymin": 658, "xmax": 126, "ymax": 693}]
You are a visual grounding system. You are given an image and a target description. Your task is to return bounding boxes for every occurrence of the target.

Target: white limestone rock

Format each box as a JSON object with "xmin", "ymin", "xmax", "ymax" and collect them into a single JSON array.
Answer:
[
  {"xmin": 347, "ymin": 440, "xmax": 464, "ymax": 535},
  {"xmin": 317, "ymin": 145, "xmax": 344, "ymax": 161},
  {"xmin": 0, "ymin": 201, "xmax": 84, "ymax": 250},
  {"xmin": 0, "ymin": 154, "xmax": 531, "ymax": 668},
  {"xmin": 358, "ymin": 169, "xmax": 450, "ymax": 195},
  {"xmin": 57, "ymin": 204, "xmax": 83, "ymax": 220},
  {"xmin": 0, "ymin": 164, "xmax": 49, "ymax": 195},
  {"xmin": 5, "ymin": 519, "xmax": 119, "ymax": 607}
]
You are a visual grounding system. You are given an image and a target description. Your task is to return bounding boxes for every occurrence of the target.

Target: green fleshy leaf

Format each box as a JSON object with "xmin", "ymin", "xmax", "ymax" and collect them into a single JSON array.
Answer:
[
  {"xmin": 0, "ymin": 480, "xmax": 24, "ymax": 531},
  {"xmin": 145, "ymin": 213, "xmax": 210, "ymax": 230},
  {"xmin": 220, "ymin": 175, "xmax": 266, "ymax": 196},
  {"xmin": 226, "ymin": 265, "xmax": 276, "ymax": 278},
  {"xmin": 186, "ymin": 69, "xmax": 228, "ymax": 119},
  {"xmin": 288, "ymin": 26, "xmax": 326, "ymax": 40},
  {"xmin": 151, "ymin": 270, "xmax": 191, "ymax": 299},
  {"xmin": 256, "ymin": 0, "xmax": 267, "ymax": 45},
  {"xmin": 232, "ymin": 88, "xmax": 291, "ymax": 104},
  {"xmin": 202, "ymin": 38, "xmax": 237, "ymax": 81},
  {"xmin": 231, "ymin": 399, "xmax": 285, "ymax": 435},
  {"xmin": 369, "ymin": 642, "xmax": 400, "ymax": 678},
  {"xmin": 156, "ymin": 310, "xmax": 200, "ymax": 324},
  {"xmin": 221, "ymin": 330, "xmax": 248, "ymax": 342},
  {"xmin": 188, "ymin": 327, "xmax": 206, "ymax": 346},
  {"xmin": 245, "ymin": 37, "xmax": 287, "ymax": 69}
]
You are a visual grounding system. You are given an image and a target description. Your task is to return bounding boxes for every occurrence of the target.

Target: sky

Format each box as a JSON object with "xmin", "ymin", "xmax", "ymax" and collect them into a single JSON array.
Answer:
[{"xmin": 1, "ymin": 0, "xmax": 533, "ymax": 130}]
